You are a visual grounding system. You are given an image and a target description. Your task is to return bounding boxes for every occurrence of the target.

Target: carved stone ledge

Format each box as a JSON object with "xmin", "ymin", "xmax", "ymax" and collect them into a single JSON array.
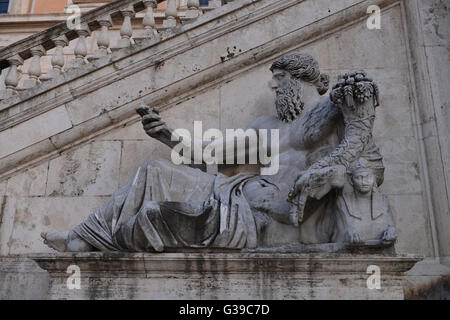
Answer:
[{"xmin": 30, "ymin": 252, "xmax": 421, "ymax": 299}]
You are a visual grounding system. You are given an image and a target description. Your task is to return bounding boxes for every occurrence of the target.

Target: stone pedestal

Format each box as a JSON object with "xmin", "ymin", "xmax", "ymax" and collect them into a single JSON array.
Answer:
[
  {"xmin": 0, "ymin": 256, "xmax": 50, "ymax": 300},
  {"xmin": 30, "ymin": 252, "xmax": 421, "ymax": 300}
]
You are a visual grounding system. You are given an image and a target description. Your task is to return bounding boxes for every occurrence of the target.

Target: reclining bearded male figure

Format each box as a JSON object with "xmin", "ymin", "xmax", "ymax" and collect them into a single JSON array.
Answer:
[{"xmin": 41, "ymin": 53, "xmax": 388, "ymax": 252}]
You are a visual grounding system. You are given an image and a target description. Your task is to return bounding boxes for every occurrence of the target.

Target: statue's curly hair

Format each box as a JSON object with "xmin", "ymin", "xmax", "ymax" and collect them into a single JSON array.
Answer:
[{"xmin": 270, "ymin": 53, "xmax": 329, "ymax": 95}]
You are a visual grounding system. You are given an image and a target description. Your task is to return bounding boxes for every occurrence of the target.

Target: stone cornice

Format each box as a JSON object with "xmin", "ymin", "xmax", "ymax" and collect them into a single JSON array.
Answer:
[
  {"xmin": 29, "ymin": 251, "xmax": 422, "ymax": 299},
  {"xmin": 31, "ymin": 252, "xmax": 421, "ymax": 275},
  {"xmin": 0, "ymin": 13, "xmax": 71, "ymax": 24}
]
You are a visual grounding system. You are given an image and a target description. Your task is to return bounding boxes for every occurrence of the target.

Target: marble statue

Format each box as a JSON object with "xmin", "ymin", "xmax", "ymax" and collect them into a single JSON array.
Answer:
[
  {"xmin": 331, "ymin": 158, "xmax": 397, "ymax": 245},
  {"xmin": 41, "ymin": 53, "xmax": 396, "ymax": 252}
]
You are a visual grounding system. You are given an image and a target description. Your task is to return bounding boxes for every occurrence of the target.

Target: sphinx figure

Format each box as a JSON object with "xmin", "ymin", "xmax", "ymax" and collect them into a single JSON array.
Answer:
[
  {"xmin": 41, "ymin": 53, "xmax": 395, "ymax": 252},
  {"xmin": 328, "ymin": 158, "xmax": 397, "ymax": 245}
]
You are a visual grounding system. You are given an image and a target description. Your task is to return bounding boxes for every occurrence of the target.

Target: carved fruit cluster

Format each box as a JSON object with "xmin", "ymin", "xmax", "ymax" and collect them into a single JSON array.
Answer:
[{"xmin": 330, "ymin": 71, "xmax": 379, "ymax": 108}]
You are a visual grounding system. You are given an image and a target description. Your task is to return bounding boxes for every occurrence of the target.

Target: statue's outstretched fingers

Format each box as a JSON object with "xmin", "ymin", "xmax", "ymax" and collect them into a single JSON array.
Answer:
[
  {"xmin": 296, "ymin": 190, "xmax": 308, "ymax": 224},
  {"xmin": 288, "ymin": 183, "xmax": 302, "ymax": 202},
  {"xmin": 289, "ymin": 204, "xmax": 299, "ymax": 227}
]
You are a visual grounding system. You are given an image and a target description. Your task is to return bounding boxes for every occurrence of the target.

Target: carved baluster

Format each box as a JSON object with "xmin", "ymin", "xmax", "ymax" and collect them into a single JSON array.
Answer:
[
  {"xmin": 0, "ymin": 55, "xmax": 24, "ymax": 100},
  {"xmin": 90, "ymin": 16, "xmax": 113, "ymax": 60},
  {"xmin": 163, "ymin": 0, "xmax": 178, "ymax": 28},
  {"xmin": 41, "ymin": 35, "xmax": 69, "ymax": 81},
  {"xmin": 134, "ymin": 0, "xmax": 159, "ymax": 41},
  {"xmin": 143, "ymin": 0, "xmax": 158, "ymax": 38},
  {"xmin": 187, "ymin": 0, "xmax": 198, "ymax": 8},
  {"xmin": 22, "ymin": 45, "xmax": 46, "ymax": 89},
  {"xmin": 68, "ymin": 25, "xmax": 92, "ymax": 69},
  {"xmin": 113, "ymin": 6, "xmax": 135, "ymax": 50},
  {"xmin": 185, "ymin": 0, "xmax": 201, "ymax": 19},
  {"xmin": 209, "ymin": 0, "xmax": 223, "ymax": 8}
]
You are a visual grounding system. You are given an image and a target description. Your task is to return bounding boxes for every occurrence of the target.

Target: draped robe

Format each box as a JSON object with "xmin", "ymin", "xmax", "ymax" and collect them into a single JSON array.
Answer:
[{"xmin": 73, "ymin": 158, "xmax": 266, "ymax": 252}]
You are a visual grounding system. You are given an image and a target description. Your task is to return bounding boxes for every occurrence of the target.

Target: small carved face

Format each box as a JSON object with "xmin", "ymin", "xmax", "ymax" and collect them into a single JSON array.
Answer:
[{"xmin": 352, "ymin": 169, "xmax": 375, "ymax": 194}]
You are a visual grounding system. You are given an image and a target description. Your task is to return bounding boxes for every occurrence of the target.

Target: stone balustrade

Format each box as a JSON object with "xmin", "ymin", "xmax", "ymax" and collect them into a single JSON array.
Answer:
[{"xmin": 0, "ymin": 0, "xmax": 228, "ymax": 102}]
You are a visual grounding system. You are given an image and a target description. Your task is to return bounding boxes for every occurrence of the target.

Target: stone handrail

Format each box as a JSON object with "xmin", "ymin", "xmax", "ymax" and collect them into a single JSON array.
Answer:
[{"xmin": 0, "ymin": 0, "xmax": 232, "ymax": 101}]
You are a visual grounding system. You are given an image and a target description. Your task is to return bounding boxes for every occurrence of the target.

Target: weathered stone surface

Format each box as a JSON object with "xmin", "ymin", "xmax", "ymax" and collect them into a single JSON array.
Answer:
[
  {"xmin": 6, "ymin": 162, "xmax": 48, "ymax": 197},
  {"xmin": 388, "ymin": 195, "xmax": 432, "ymax": 257},
  {"xmin": 99, "ymin": 120, "xmax": 150, "ymax": 141},
  {"xmin": 376, "ymin": 137, "xmax": 420, "ymax": 164},
  {"xmin": 219, "ymin": 64, "xmax": 274, "ymax": 129},
  {"xmin": 0, "ymin": 138, "xmax": 57, "ymax": 180},
  {"xmin": 0, "ymin": 180, "xmax": 6, "ymax": 196},
  {"xmin": 46, "ymin": 141, "xmax": 121, "ymax": 197},
  {"xmin": 0, "ymin": 106, "xmax": 72, "ymax": 159},
  {"xmin": 31, "ymin": 252, "xmax": 421, "ymax": 300},
  {"xmin": 0, "ymin": 257, "xmax": 49, "ymax": 300},
  {"xmin": 380, "ymin": 164, "xmax": 423, "ymax": 195},
  {"xmin": 118, "ymin": 140, "xmax": 170, "ymax": 186},
  {"xmin": 403, "ymin": 0, "xmax": 450, "ymax": 267},
  {"xmin": 418, "ymin": 0, "xmax": 450, "ymax": 47},
  {"xmin": 3, "ymin": 197, "xmax": 107, "ymax": 255},
  {"xmin": 404, "ymin": 258, "xmax": 450, "ymax": 300}
]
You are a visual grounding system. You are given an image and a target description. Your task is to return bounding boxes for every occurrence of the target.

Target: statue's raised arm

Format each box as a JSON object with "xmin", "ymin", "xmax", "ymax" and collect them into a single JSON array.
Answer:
[
  {"xmin": 288, "ymin": 71, "xmax": 381, "ymax": 226},
  {"xmin": 310, "ymin": 71, "xmax": 380, "ymax": 170}
]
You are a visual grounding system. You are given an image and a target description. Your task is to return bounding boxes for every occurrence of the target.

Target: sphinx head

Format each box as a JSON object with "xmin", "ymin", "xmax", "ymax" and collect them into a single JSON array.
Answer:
[{"xmin": 349, "ymin": 158, "xmax": 377, "ymax": 194}]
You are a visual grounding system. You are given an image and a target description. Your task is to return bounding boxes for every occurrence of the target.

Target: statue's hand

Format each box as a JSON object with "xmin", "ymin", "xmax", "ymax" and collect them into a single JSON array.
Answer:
[
  {"xmin": 381, "ymin": 227, "xmax": 397, "ymax": 243},
  {"xmin": 287, "ymin": 171, "xmax": 309, "ymax": 227},
  {"xmin": 288, "ymin": 172, "xmax": 308, "ymax": 202},
  {"xmin": 287, "ymin": 167, "xmax": 342, "ymax": 227},
  {"xmin": 138, "ymin": 104, "xmax": 172, "ymax": 141},
  {"xmin": 288, "ymin": 169, "xmax": 329, "ymax": 202},
  {"xmin": 288, "ymin": 166, "xmax": 346, "ymax": 202}
]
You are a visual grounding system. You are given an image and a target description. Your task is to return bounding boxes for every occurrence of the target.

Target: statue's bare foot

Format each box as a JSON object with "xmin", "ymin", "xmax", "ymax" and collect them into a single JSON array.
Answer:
[
  {"xmin": 41, "ymin": 231, "xmax": 95, "ymax": 252},
  {"xmin": 41, "ymin": 231, "xmax": 70, "ymax": 252}
]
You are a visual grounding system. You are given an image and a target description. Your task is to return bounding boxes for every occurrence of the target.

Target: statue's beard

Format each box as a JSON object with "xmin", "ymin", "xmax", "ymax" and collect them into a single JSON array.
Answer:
[{"xmin": 275, "ymin": 79, "xmax": 305, "ymax": 123}]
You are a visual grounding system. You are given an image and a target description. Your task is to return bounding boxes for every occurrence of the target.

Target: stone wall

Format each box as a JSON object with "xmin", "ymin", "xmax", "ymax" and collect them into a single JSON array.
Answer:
[{"xmin": 0, "ymin": 0, "xmax": 448, "ymax": 299}]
